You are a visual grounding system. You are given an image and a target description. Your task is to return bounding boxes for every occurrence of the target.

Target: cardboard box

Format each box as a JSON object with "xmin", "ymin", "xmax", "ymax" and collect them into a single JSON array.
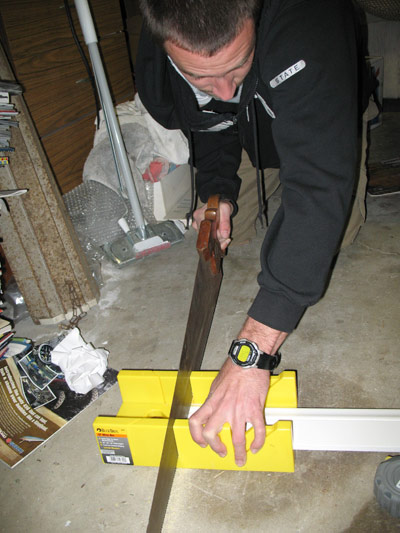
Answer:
[{"xmin": 152, "ymin": 164, "xmax": 192, "ymax": 221}]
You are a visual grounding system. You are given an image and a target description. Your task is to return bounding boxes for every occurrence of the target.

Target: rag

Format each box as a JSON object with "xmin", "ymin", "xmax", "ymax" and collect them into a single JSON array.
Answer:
[{"xmin": 51, "ymin": 328, "xmax": 108, "ymax": 394}]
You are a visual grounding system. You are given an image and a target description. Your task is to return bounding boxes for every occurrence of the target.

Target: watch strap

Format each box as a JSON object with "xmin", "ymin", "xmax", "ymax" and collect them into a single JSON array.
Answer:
[{"xmin": 256, "ymin": 351, "xmax": 281, "ymax": 370}]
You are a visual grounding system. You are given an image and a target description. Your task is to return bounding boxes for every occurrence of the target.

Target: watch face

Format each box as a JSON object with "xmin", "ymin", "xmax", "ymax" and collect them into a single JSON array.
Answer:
[{"xmin": 230, "ymin": 340, "xmax": 258, "ymax": 368}]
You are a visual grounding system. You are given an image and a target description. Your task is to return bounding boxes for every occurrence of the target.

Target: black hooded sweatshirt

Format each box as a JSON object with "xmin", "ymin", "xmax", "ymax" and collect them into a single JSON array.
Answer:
[{"xmin": 136, "ymin": 0, "xmax": 368, "ymax": 332}]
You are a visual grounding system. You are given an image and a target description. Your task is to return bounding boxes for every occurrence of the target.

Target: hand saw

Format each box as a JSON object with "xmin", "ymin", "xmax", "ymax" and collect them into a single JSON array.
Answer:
[{"xmin": 146, "ymin": 195, "xmax": 225, "ymax": 532}]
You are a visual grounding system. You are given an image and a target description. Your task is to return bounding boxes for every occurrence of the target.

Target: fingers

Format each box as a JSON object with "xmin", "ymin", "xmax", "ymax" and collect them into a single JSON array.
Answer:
[
  {"xmin": 188, "ymin": 359, "xmax": 270, "ymax": 467},
  {"xmin": 250, "ymin": 414, "xmax": 267, "ymax": 455},
  {"xmin": 188, "ymin": 405, "xmax": 209, "ymax": 447},
  {"xmin": 217, "ymin": 201, "xmax": 233, "ymax": 240},
  {"xmin": 191, "ymin": 205, "xmax": 207, "ymax": 232},
  {"xmin": 189, "ymin": 406, "xmax": 266, "ymax": 467},
  {"xmin": 219, "ymin": 237, "xmax": 231, "ymax": 251},
  {"xmin": 192, "ymin": 200, "xmax": 233, "ymax": 250},
  {"xmin": 189, "ymin": 407, "xmax": 227, "ymax": 458},
  {"xmin": 215, "ymin": 202, "xmax": 232, "ymax": 250},
  {"xmin": 190, "ymin": 412, "xmax": 265, "ymax": 467},
  {"xmin": 231, "ymin": 422, "xmax": 247, "ymax": 467},
  {"xmin": 231, "ymin": 409, "xmax": 266, "ymax": 466}
]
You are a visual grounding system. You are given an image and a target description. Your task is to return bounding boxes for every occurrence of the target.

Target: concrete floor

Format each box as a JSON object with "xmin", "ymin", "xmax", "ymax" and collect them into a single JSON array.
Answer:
[{"xmin": 1, "ymin": 113, "xmax": 400, "ymax": 532}]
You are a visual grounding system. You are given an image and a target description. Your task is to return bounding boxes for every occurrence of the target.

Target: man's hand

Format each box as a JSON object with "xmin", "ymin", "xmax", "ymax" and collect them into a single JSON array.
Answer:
[
  {"xmin": 192, "ymin": 200, "xmax": 233, "ymax": 251},
  {"xmin": 189, "ymin": 317, "xmax": 288, "ymax": 466},
  {"xmin": 189, "ymin": 357, "xmax": 269, "ymax": 467}
]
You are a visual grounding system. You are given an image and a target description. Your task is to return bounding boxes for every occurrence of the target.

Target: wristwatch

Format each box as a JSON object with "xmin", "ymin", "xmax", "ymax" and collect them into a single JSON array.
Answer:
[{"xmin": 228, "ymin": 339, "xmax": 281, "ymax": 371}]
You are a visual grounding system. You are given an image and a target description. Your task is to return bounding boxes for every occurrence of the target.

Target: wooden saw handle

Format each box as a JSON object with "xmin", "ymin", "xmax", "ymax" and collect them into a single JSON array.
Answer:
[{"xmin": 196, "ymin": 194, "xmax": 225, "ymax": 275}]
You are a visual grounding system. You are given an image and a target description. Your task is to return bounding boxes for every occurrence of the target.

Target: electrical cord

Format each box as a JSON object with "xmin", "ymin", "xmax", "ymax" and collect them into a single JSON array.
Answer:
[
  {"xmin": 185, "ymin": 128, "xmax": 197, "ymax": 229},
  {"xmin": 251, "ymin": 99, "xmax": 266, "ymax": 228}
]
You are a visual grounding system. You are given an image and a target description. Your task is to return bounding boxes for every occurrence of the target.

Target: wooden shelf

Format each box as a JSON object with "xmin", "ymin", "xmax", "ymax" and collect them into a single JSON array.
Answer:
[{"xmin": 0, "ymin": 0, "xmax": 135, "ymax": 193}]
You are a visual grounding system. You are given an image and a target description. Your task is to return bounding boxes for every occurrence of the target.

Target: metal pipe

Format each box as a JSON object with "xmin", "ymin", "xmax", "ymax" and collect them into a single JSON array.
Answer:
[{"xmin": 74, "ymin": 0, "xmax": 147, "ymax": 240}]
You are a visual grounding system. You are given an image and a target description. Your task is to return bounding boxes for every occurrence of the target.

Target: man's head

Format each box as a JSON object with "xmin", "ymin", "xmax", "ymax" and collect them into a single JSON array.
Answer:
[
  {"xmin": 140, "ymin": 0, "xmax": 260, "ymax": 101},
  {"xmin": 139, "ymin": 0, "xmax": 261, "ymax": 54}
]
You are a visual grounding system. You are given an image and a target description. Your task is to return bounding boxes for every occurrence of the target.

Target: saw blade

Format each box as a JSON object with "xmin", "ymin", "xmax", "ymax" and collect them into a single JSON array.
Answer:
[{"xmin": 146, "ymin": 195, "xmax": 224, "ymax": 532}]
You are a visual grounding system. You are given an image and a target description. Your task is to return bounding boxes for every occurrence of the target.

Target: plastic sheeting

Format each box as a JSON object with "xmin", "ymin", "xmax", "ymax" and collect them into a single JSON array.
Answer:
[{"xmin": 83, "ymin": 93, "xmax": 189, "ymax": 195}]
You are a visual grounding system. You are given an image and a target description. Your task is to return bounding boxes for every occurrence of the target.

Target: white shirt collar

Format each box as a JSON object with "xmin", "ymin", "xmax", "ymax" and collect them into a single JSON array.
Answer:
[{"xmin": 168, "ymin": 56, "xmax": 242, "ymax": 107}]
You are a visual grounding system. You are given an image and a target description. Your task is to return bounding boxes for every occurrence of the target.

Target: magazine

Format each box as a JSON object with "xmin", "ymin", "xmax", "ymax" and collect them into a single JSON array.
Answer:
[{"xmin": 0, "ymin": 355, "xmax": 118, "ymax": 468}]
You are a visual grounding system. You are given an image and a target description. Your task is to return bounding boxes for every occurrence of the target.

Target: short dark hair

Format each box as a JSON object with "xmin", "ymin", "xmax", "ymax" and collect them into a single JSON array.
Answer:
[{"xmin": 139, "ymin": 0, "xmax": 262, "ymax": 55}]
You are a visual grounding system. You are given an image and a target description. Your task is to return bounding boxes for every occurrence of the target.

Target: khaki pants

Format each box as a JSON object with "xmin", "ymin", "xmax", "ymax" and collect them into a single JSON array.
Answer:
[{"xmin": 232, "ymin": 102, "xmax": 377, "ymax": 247}]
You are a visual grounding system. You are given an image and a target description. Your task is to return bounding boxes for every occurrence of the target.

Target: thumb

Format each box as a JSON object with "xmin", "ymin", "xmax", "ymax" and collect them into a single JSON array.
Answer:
[{"xmin": 218, "ymin": 201, "xmax": 233, "ymax": 239}]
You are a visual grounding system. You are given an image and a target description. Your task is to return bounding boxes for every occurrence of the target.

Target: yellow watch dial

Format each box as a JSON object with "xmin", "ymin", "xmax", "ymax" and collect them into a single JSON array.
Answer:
[{"xmin": 238, "ymin": 345, "xmax": 251, "ymax": 363}]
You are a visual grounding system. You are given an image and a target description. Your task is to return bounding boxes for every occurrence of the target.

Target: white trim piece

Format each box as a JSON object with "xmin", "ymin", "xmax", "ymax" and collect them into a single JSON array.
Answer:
[
  {"xmin": 188, "ymin": 406, "xmax": 400, "ymax": 453},
  {"xmin": 265, "ymin": 408, "xmax": 400, "ymax": 453}
]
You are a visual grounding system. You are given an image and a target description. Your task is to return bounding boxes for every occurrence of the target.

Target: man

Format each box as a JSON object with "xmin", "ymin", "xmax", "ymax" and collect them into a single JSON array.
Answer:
[{"xmin": 136, "ymin": 0, "xmax": 369, "ymax": 467}]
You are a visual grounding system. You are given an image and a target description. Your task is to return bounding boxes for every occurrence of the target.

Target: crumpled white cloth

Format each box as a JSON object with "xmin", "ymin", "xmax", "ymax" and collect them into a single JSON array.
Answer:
[
  {"xmin": 82, "ymin": 94, "xmax": 189, "ymax": 204},
  {"xmin": 92, "ymin": 93, "xmax": 189, "ymax": 166},
  {"xmin": 51, "ymin": 328, "xmax": 109, "ymax": 394}
]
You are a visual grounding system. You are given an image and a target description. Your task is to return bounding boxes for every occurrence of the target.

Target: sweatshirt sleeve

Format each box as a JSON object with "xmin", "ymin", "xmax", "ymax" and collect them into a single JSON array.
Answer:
[
  {"xmin": 190, "ymin": 127, "xmax": 242, "ymax": 206},
  {"xmin": 248, "ymin": 0, "xmax": 360, "ymax": 332}
]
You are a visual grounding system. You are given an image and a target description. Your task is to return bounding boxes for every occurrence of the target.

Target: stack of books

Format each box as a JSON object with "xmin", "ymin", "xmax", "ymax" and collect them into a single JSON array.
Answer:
[
  {"xmin": 0, "ymin": 259, "xmax": 14, "ymax": 358},
  {"xmin": 0, "ymin": 80, "xmax": 23, "ymax": 164},
  {"xmin": 0, "ymin": 75, "xmax": 25, "ymax": 353},
  {"xmin": 0, "ymin": 316, "xmax": 14, "ymax": 358}
]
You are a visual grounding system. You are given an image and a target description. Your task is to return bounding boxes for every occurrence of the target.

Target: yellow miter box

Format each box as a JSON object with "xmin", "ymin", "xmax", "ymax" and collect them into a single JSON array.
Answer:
[{"xmin": 93, "ymin": 370, "xmax": 297, "ymax": 472}]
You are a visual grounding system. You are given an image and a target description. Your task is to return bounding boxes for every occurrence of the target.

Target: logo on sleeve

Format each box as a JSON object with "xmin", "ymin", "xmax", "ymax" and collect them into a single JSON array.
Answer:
[{"xmin": 270, "ymin": 60, "xmax": 306, "ymax": 88}]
